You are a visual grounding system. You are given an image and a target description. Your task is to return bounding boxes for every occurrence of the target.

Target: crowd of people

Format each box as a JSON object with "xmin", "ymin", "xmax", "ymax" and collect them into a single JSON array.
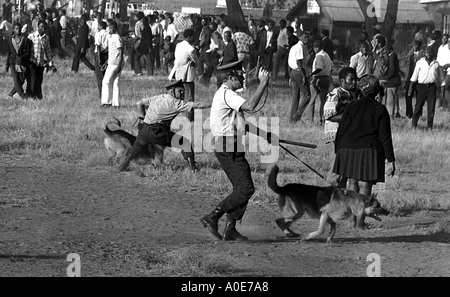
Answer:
[{"xmin": 3, "ymin": 5, "xmax": 448, "ymax": 130}]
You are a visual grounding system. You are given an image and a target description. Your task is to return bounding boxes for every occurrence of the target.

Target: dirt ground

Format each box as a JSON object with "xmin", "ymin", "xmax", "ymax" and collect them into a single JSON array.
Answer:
[{"xmin": 0, "ymin": 153, "xmax": 449, "ymax": 277}]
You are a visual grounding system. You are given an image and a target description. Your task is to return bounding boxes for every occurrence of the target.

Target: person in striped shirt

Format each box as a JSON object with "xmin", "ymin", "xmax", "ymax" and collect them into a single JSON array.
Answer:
[{"xmin": 27, "ymin": 20, "xmax": 53, "ymax": 100}]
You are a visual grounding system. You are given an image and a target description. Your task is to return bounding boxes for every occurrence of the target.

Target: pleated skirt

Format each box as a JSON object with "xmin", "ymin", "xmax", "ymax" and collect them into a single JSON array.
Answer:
[{"xmin": 333, "ymin": 148, "xmax": 385, "ymax": 183}]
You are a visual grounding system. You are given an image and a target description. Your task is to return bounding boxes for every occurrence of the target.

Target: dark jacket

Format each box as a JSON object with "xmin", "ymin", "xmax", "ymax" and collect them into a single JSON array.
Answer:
[
  {"xmin": 255, "ymin": 27, "xmax": 267, "ymax": 54},
  {"xmin": 76, "ymin": 22, "xmax": 90, "ymax": 50},
  {"xmin": 50, "ymin": 20, "xmax": 61, "ymax": 49},
  {"xmin": 222, "ymin": 39, "xmax": 238, "ymax": 64},
  {"xmin": 137, "ymin": 24, "xmax": 153, "ymax": 53},
  {"xmin": 6, "ymin": 35, "xmax": 32, "ymax": 70},
  {"xmin": 335, "ymin": 96, "xmax": 395, "ymax": 163},
  {"xmin": 382, "ymin": 52, "xmax": 401, "ymax": 88}
]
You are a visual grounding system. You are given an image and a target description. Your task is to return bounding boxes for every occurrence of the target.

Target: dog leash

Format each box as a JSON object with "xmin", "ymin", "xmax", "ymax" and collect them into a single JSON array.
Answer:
[{"xmin": 279, "ymin": 144, "xmax": 327, "ymax": 181}]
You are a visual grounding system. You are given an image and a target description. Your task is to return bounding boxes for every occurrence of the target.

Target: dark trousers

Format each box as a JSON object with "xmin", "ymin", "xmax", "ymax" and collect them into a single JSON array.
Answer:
[
  {"xmin": 134, "ymin": 48, "xmax": 154, "ymax": 75},
  {"xmin": 261, "ymin": 47, "xmax": 275, "ymax": 71},
  {"xmin": 444, "ymin": 75, "xmax": 450, "ymax": 109},
  {"xmin": 405, "ymin": 80, "xmax": 415, "ymax": 118},
  {"xmin": 9, "ymin": 67, "xmax": 27, "ymax": 97},
  {"xmin": 290, "ymin": 69, "xmax": 311, "ymax": 123},
  {"xmin": 201, "ymin": 51, "xmax": 220, "ymax": 86},
  {"xmin": 273, "ymin": 46, "xmax": 288, "ymax": 78},
  {"xmin": 304, "ymin": 76, "xmax": 331, "ymax": 122},
  {"xmin": 60, "ymin": 31, "xmax": 74, "ymax": 58},
  {"xmin": 94, "ymin": 52, "xmax": 108, "ymax": 95},
  {"xmin": 153, "ymin": 44, "xmax": 161, "ymax": 69},
  {"xmin": 128, "ymin": 123, "xmax": 194, "ymax": 161},
  {"xmin": 412, "ymin": 83, "xmax": 437, "ymax": 129},
  {"xmin": 215, "ymin": 151, "xmax": 255, "ymax": 221},
  {"xmin": 184, "ymin": 82, "xmax": 195, "ymax": 122},
  {"xmin": 71, "ymin": 47, "xmax": 95, "ymax": 72},
  {"xmin": 27, "ymin": 63, "xmax": 45, "ymax": 99}
]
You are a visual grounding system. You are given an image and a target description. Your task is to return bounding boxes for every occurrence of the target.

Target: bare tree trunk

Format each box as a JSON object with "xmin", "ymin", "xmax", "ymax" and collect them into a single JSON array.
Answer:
[
  {"xmin": 383, "ymin": 0, "xmax": 399, "ymax": 43},
  {"xmin": 119, "ymin": 0, "xmax": 129, "ymax": 21},
  {"xmin": 100, "ymin": 0, "xmax": 107, "ymax": 17},
  {"xmin": 356, "ymin": 0, "xmax": 379, "ymax": 38},
  {"xmin": 225, "ymin": 0, "xmax": 248, "ymax": 31},
  {"xmin": 356, "ymin": 0, "xmax": 399, "ymax": 42}
]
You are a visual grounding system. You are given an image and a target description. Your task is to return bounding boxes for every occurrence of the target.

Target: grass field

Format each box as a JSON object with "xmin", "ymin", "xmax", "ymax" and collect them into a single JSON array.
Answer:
[{"xmin": 1, "ymin": 57, "xmax": 450, "ymax": 216}]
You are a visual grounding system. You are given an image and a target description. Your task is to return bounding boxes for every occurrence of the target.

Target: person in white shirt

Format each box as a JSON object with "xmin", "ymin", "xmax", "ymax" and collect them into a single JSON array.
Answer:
[
  {"xmin": 288, "ymin": 31, "xmax": 311, "ymax": 123},
  {"xmin": 118, "ymin": 79, "xmax": 211, "ymax": 174},
  {"xmin": 201, "ymin": 60, "xmax": 271, "ymax": 242},
  {"xmin": 101, "ymin": 21, "xmax": 123, "ymax": 108},
  {"xmin": 90, "ymin": 12, "xmax": 103, "ymax": 55},
  {"xmin": 303, "ymin": 40, "xmax": 333, "ymax": 124},
  {"xmin": 272, "ymin": 19, "xmax": 289, "ymax": 79},
  {"xmin": 169, "ymin": 29, "xmax": 198, "ymax": 122},
  {"xmin": 94, "ymin": 21, "xmax": 108, "ymax": 97},
  {"xmin": 436, "ymin": 34, "xmax": 450, "ymax": 111},
  {"xmin": 164, "ymin": 16, "xmax": 179, "ymax": 43},
  {"xmin": 408, "ymin": 47, "xmax": 441, "ymax": 129}
]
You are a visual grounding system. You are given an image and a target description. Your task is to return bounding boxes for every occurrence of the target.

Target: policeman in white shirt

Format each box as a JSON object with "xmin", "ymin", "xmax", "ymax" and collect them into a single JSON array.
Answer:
[
  {"xmin": 119, "ymin": 80, "xmax": 211, "ymax": 173},
  {"xmin": 200, "ymin": 60, "xmax": 273, "ymax": 241},
  {"xmin": 409, "ymin": 47, "xmax": 441, "ymax": 129}
]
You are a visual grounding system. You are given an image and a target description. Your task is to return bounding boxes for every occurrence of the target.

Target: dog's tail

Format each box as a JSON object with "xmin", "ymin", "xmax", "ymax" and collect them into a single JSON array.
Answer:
[
  {"xmin": 104, "ymin": 117, "xmax": 122, "ymax": 135},
  {"xmin": 268, "ymin": 165, "xmax": 282, "ymax": 195}
]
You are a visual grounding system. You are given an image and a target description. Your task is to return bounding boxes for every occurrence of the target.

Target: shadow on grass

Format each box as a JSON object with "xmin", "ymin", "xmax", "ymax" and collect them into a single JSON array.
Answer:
[
  {"xmin": 239, "ymin": 232, "xmax": 450, "ymax": 245},
  {"xmin": 334, "ymin": 232, "xmax": 450, "ymax": 244},
  {"xmin": 0, "ymin": 254, "xmax": 66, "ymax": 260}
]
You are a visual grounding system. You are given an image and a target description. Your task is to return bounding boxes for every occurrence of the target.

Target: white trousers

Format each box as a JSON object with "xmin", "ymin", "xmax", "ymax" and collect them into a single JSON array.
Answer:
[{"xmin": 101, "ymin": 64, "xmax": 121, "ymax": 106}]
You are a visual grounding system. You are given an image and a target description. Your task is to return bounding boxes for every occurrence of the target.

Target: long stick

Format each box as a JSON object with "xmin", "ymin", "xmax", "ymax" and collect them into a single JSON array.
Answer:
[{"xmin": 279, "ymin": 139, "xmax": 317, "ymax": 149}]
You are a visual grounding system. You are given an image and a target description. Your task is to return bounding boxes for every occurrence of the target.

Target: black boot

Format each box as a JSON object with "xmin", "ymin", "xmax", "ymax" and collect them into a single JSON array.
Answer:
[
  {"xmin": 186, "ymin": 156, "xmax": 198, "ymax": 173},
  {"xmin": 200, "ymin": 206, "xmax": 225, "ymax": 240},
  {"xmin": 223, "ymin": 216, "xmax": 248, "ymax": 241}
]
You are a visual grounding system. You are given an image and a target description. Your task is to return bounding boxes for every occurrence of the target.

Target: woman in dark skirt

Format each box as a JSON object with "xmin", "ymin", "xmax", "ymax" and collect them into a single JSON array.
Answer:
[{"xmin": 333, "ymin": 74, "xmax": 396, "ymax": 198}]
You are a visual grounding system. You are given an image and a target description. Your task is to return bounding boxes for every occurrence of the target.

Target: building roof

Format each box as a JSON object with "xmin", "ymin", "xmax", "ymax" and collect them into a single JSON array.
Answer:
[{"xmin": 315, "ymin": 0, "xmax": 434, "ymax": 24}]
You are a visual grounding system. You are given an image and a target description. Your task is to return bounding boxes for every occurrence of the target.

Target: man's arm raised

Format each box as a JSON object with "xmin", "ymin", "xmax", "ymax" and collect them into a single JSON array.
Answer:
[{"xmin": 240, "ymin": 69, "xmax": 270, "ymax": 112}]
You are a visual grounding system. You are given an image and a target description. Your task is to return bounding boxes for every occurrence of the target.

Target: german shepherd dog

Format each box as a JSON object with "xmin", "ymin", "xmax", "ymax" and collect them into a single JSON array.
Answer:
[
  {"xmin": 103, "ymin": 118, "xmax": 166, "ymax": 169},
  {"xmin": 268, "ymin": 165, "xmax": 390, "ymax": 243}
]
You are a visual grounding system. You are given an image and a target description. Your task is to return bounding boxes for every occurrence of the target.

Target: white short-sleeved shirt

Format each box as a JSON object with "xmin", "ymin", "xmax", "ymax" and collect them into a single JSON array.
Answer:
[
  {"xmin": 94, "ymin": 29, "xmax": 108, "ymax": 53},
  {"xmin": 165, "ymin": 23, "xmax": 179, "ymax": 43},
  {"xmin": 108, "ymin": 33, "xmax": 123, "ymax": 65},
  {"xmin": 437, "ymin": 44, "xmax": 450, "ymax": 75},
  {"xmin": 312, "ymin": 50, "xmax": 333, "ymax": 77},
  {"xmin": 143, "ymin": 94, "xmax": 194, "ymax": 125},
  {"xmin": 210, "ymin": 85, "xmax": 246, "ymax": 137},
  {"xmin": 288, "ymin": 40, "xmax": 307, "ymax": 70},
  {"xmin": 410, "ymin": 58, "xmax": 440, "ymax": 84}
]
